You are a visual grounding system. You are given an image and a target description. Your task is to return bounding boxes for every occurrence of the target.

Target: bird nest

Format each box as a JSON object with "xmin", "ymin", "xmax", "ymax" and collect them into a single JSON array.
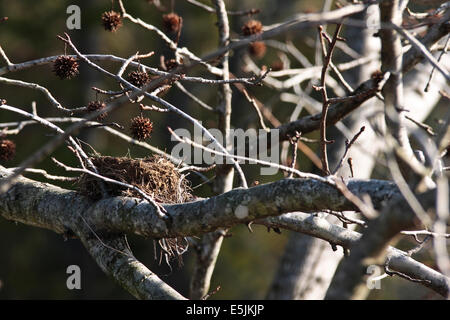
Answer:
[
  {"xmin": 76, "ymin": 155, "xmax": 192, "ymax": 203},
  {"xmin": 76, "ymin": 155, "xmax": 193, "ymax": 267}
]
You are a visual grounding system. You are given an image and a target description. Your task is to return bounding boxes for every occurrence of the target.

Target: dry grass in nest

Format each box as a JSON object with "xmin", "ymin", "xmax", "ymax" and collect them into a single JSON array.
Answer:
[
  {"xmin": 76, "ymin": 155, "xmax": 192, "ymax": 204},
  {"xmin": 76, "ymin": 155, "xmax": 193, "ymax": 266}
]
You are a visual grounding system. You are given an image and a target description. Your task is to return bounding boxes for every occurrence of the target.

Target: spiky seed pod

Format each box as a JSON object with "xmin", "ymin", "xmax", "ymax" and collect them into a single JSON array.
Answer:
[
  {"xmin": 162, "ymin": 13, "xmax": 182, "ymax": 33},
  {"xmin": 130, "ymin": 116, "xmax": 153, "ymax": 141},
  {"xmin": 242, "ymin": 20, "xmax": 263, "ymax": 36},
  {"xmin": 101, "ymin": 10, "xmax": 122, "ymax": 32},
  {"xmin": 248, "ymin": 41, "xmax": 266, "ymax": 59},
  {"xmin": 0, "ymin": 139, "xmax": 16, "ymax": 162},
  {"xmin": 53, "ymin": 56, "xmax": 79, "ymax": 79},
  {"xmin": 87, "ymin": 100, "xmax": 107, "ymax": 121},
  {"xmin": 127, "ymin": 70, "xmax": 150, "ymax": 88}
]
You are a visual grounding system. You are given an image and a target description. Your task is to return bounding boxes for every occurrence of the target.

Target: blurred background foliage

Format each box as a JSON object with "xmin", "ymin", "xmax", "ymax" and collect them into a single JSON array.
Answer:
[{"xmin": 0, "ymin": 0, "xmax": 444, "ymax": 299}]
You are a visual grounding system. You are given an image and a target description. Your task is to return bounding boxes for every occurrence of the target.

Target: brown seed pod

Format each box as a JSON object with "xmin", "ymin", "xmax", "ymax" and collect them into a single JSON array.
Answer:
[
  {"xmin": 130, "ymin": 116, "xmax": 153, "ymax": 141},
  {"xmin": 53, "ymin": 56, "xmax": 79, "ymax": 79},
  {"xmin": 162, "ymin": 13, "xmax": 182, "ymax": 33},
  {"xmin": 248, "ymin": 41, "xmax": 266, "ymax": 59},
  {"xmin": 0, "ymin": 139, "xmax": 16, "ymax": 162},
  {"xmin": 87, "ymin": 100, "xmax": 107, "ymax": 121},
  {"xmin": 101, "ymin": 10, "xmax": 122, "ymax": 32},
  {"xmin": 242, "ymin": 20, "xmax": 263, "ymax": 36},
  {"xmin": 127, "ymin": 70, "xmax": 150, "ymax": 88}
]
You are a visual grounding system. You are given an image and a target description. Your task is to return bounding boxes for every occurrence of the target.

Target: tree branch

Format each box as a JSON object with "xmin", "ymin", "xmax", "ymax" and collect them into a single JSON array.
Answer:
[
  {"xmin": 1, "ymin": 166, "xmax": 447, "ymax": 297},
  {"xmin": 0, "ymin": 166, "xmax": 399, "ymax": 240},
  {"xmin": 259, "ymin": 212, "xmax": 450, "ymax": 297},
  {"xmin": 277, "ymin": 6, "xmax": 450, "ymax": 141}
]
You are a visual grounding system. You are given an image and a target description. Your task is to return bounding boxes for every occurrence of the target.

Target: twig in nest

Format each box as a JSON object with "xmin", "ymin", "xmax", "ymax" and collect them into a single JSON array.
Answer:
[{"xmin": 157, "ymin": 237, "xmax": 189, "ymax": 269}]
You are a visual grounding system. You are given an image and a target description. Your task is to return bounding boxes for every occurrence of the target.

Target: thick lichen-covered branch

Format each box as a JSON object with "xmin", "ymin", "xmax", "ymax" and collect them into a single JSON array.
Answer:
[
  {"xmin": 0, "ymin": 166, "xmax": 400, "ymax": 238},
  {"xmin": 1, "ymin": 166, "xmax": 447, "ymax": 297}
]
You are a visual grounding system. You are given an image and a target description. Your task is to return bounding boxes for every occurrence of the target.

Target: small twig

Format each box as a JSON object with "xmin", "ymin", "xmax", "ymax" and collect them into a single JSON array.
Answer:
[
  {"xmin": 0, "ymin": 76, "xmax": 86, "ymax": 114},
  {"xmin": 347, "ymin": 157, "xmax": 354, "ymax": 178},
  {"xmin": 405, "ymin": 115, "xmax": 436, "ymax": 136},
  {"xmin": 0, "ymin": 45, "xmax": 13, "ymax": 67},
  {"xmin": 139, "ymin": 104, "xmax": 170, "ymax": 113},
  {"xmin": 406, "ymin": 235, "xmax": 431, "ymax": 257},
  {"xmin": 178, "ymin": 164, "xmax": 216, "ymax": 174},
  {"xmin": 392, "ymin": 24, "xmax": 450, "ymax": 82},
  {"xmin": 58, "ymin": 32, "xmax": 248, "ymax": 189},
  {"xmin": 424, "ymin": 34, "xmax": 449, "ymax": 92},
  {"xmin": 0, "ymin": 104, "xmax": 102, "ymax": 180},
  {"xmin": 11, "ymin": 167, "xmax": 77, "ymax": 182},
  {"xmin": 385, "ymin": 136, "xmax": 432, "ymax": 228},
  {"xmin": 84, "ymin": 122, "xmax": 125, "ymax": 130},
  {"xmin": 118, "ymin": 52, "xmax": 149, "ymax": 103},
  {"xmin": 168, "ymin": 126, "xmax": 333, "ymax": 185},
  {"xmin": 401, "ymin": 230, "xmax": 450, "ymax": 241},
  {"xmin": 287, "ymin": 132, "xmax": 301, "ymax": 178},
  {"xmin": 334, "ymin": 176, "xmax": 378, "ymax": 219},
  {"xmin": 326, "ymin": 88, "xmax": 379, "ymax": 104},
  {"xmin": 323, "ymin": 209, "xmax": 367, "ymax": 227},
  {"xmin": 118, "ymin": 0, "xmax": 223, "ymax": 76},
  {"xmin": 174, "ymin": 82, "xmax": 215, "ymax": 111},
  {"xmin": 242, "ymin": 88, "xmax": 269, "ymax": 131},
  {"xmin": 439, "ymin": 90, "xmax": 450, "ymax": 100},
  {"xmin": 317, "ymin": 24, "xmax": 342, "ymax": 175},
  {"xmin": 186, "ymin": 0, "xmax": 260, "ymax": 16},
  {"xmin": 31, "ymin": 101, "xmax": 37, "ymax": 116},
  {"xmin": 333, "ymin": 126, "xmax": 365, "ymax": 175},
  {"xmin": 201, "ymin": 285, "xmax": 222, "ymax": 300},
  {"xmin": 91, "ymin": 87, "xmax": 128, "ymax": 96}
]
